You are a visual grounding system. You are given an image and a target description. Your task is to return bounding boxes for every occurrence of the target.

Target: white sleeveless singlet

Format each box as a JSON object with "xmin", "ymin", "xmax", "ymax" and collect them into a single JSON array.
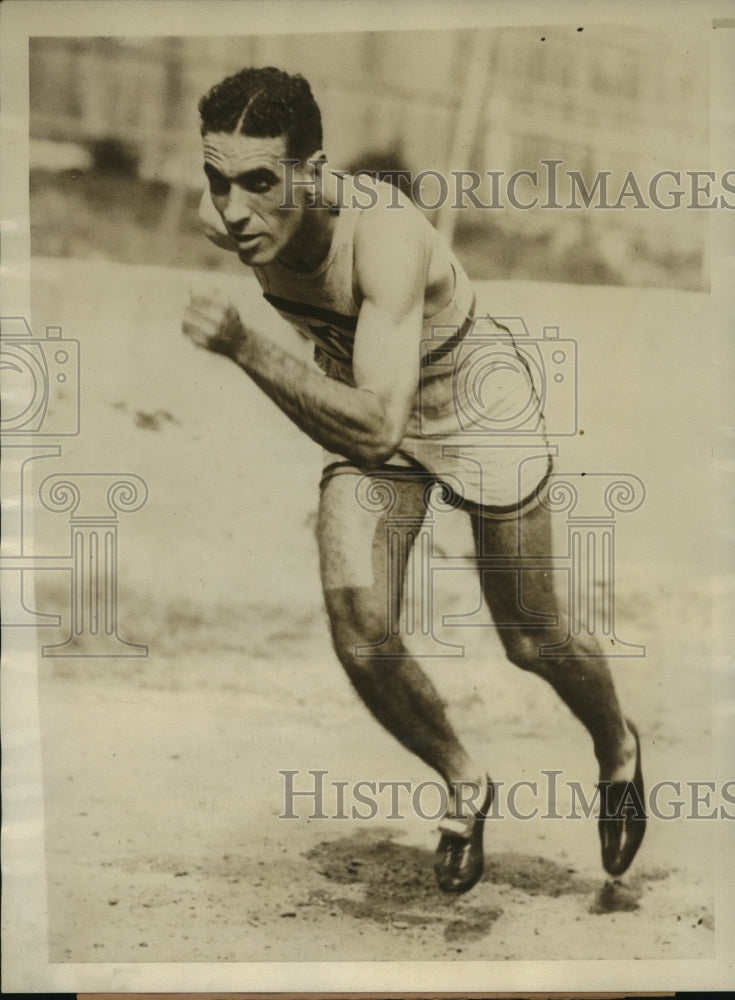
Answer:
[{"xmin": 253, "ymin": 176, "xmax": 552, "ymax": 515}]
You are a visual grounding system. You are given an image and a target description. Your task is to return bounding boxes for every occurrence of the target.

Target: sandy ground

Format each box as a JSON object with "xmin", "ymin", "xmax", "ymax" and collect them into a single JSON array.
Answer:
[{"xmin": 12, "ymin": 258, "xmax": 719, "ymax": 967}]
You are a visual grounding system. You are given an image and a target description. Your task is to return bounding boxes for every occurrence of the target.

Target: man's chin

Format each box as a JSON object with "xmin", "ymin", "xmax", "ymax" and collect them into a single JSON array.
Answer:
[{"xmin": 237, "ymin": 243, "xmax": 277, "ymax": 267}]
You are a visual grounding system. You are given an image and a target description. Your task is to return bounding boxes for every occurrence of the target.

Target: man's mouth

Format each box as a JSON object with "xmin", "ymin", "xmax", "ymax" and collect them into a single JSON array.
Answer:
[{"xmin": 232, "ymin": 232, "xmax": 262, "ymax": 246}]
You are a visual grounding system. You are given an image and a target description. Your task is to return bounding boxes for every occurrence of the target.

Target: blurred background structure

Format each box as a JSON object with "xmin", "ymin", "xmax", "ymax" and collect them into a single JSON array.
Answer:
[{"xmin": 29, "ymin": 26, "xmax": 709, "ymax": 288}]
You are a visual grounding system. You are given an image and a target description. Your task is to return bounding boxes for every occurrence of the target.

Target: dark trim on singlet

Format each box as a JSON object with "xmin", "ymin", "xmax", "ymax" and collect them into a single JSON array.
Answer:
[
  {"xmin": 262, "ymin": 293, "xmax": 358, "ymax": 333},
  {"xmin": 264, "ymin": 291, "xmax": 478, "ymax": 368},
  {"xmin": 421, "ymin": 294, "xmax": 476, "ymax": 367}
]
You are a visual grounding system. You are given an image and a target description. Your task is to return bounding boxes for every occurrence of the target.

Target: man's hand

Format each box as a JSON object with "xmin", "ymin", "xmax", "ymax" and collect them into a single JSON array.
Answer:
[{"xmin": 182, "ymin": 292, "xmax": 249, "ymax": 360}]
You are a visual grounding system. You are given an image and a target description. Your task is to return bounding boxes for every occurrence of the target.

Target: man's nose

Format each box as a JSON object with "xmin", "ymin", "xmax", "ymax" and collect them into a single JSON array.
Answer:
[{"xmin": 222, "ymin": 188, "xmax": 252, "ymax": 230}]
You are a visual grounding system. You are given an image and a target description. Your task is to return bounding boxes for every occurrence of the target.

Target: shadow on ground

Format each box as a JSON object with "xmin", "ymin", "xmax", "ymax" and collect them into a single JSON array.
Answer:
[{"xmin": 304, "ymin": 829, "xmax": 671, "ymax": 944}]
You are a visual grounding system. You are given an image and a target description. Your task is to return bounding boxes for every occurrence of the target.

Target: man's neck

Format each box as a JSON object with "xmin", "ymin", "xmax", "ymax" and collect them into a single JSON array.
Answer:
[{"xmin": 277, "ymin": 201, "xmax": 339, "ymax": 273}]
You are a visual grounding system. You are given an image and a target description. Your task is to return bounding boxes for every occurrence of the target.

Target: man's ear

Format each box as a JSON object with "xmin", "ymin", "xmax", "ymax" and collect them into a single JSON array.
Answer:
[
  {"xmin": 307, "ymin": 150, "xmax": 328, "ymax": 172},
  {"xmin": 305, "ymin": 151, "xmax": 330, "ymax": 206},
  {"xmin": 306, "ymin": 149, "xmax": 327, "ymax": 176}
]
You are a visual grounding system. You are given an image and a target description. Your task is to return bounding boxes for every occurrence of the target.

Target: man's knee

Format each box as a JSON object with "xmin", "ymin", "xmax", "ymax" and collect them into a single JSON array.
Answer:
[
  {"xmin": 500, "ymin": 625, "xmax": 567, "ymax": 674},
  {"xmin": 501, "ymin": 628, "xmax": 545, "ymax": 671},
  {"xmin": 325, "ymin": 587, "xmax": 400, "ymax": 667},
  {"xmin": 500, "ymin": 622, "xmax": 602, "ymax": 673}
]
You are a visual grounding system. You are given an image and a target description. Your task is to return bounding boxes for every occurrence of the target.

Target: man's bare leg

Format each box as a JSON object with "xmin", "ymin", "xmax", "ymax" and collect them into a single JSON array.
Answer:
[
  {"xmin": 470, "ymin": 502, "xmax": 637, "ymax": 783},
  {"xmin": 318, "ymin": 471, "xmax": 483, "ymax": 792}
]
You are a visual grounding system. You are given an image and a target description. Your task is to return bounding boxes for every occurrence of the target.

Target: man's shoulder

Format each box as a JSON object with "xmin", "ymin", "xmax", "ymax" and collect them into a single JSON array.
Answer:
[
  {"xmin": 351, "ymin": 178, "xmax": 431, "ymax": 257},
  {"xmin": 349, "ymin": 180, "xmax": 435, "ymax": 305},
  {"xmin": 348, "ymin": 174, "xmax": 424, "ymax": 220}
]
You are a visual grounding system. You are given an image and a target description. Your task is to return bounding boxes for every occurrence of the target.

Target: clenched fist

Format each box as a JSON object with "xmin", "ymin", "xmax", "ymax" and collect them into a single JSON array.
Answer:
[{"xmin": 182, "ymin": 292, "xmax": 248, "ymax": 360}]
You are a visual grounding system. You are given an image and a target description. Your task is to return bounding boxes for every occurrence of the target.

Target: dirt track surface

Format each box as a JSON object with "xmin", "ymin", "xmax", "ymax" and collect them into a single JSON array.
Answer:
[
  {"xmin": 28, "ymin": 259, "xmax": 716, "ymax": 965},
  {"xmin": 39, "ymin": 604, "xmax": 714, "ymax": 964}
]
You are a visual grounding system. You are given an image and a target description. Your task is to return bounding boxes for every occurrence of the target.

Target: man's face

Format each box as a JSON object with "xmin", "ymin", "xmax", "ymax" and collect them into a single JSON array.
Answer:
[{"xmin": 202, "ymin": 131, "xmax": 311, "ymax": 266}]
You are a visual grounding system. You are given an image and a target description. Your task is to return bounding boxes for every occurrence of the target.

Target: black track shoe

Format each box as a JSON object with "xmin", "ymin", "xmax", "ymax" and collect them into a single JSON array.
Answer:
[
  {"xmin": 598, "ymin": 719, "xmax": 647, "ymax": 877},
  {"xmin": 434, "ymin": 778, "xmax": 494, "ymax": 894}
]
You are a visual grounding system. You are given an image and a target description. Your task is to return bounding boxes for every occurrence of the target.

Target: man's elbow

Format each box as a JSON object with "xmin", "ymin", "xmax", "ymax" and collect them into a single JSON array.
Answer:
[
  {"xmin": 357, "ymin": 446, "xmax": 396, "ymax": 473},
  {"xmin": 356, "ymin": 424, "xmax": 404, "ymax": 471}
]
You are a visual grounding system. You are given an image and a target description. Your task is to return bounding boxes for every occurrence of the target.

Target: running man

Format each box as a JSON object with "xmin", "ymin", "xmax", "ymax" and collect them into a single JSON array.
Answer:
[{"xmin": 182, "ymin": 67, "xmax": 646, "ymax": 893}]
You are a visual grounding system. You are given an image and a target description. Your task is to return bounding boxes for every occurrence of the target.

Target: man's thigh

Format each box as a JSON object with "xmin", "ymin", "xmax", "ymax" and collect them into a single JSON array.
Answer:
[
  {"xmin": 317, "ymin": 471, "xmax": 428, "ymax": 622},
  {"xmin": 470, "ymin": 502, "xmax": 561, "ymax": 626}
]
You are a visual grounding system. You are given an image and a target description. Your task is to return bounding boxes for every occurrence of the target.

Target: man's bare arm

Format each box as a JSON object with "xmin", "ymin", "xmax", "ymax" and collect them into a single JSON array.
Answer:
[{"xmin": 183, "ymin": 196, "xmax": 428, "ymax": 469}]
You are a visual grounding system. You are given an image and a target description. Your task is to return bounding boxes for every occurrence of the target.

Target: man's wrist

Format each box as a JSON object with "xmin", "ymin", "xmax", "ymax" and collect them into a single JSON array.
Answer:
[
  {"xmin": 211, "ymin": 306, "xmax": 248, "ymax": 363},
  {"xmin": 231, "ymin": 325, "xmax": 256, "ymax": 368}
]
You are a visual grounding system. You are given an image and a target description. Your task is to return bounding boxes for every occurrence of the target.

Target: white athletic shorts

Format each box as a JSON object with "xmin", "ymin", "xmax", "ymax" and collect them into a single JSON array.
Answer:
[{"xmin": 319, "ymin": 313, "xmax": 555, "ymax": 520}]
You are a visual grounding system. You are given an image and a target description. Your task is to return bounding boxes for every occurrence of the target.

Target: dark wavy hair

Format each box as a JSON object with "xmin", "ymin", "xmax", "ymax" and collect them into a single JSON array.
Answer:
[{"xmin": 198, "ymin": 67, "xmax": 323, "ymax": 162}]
